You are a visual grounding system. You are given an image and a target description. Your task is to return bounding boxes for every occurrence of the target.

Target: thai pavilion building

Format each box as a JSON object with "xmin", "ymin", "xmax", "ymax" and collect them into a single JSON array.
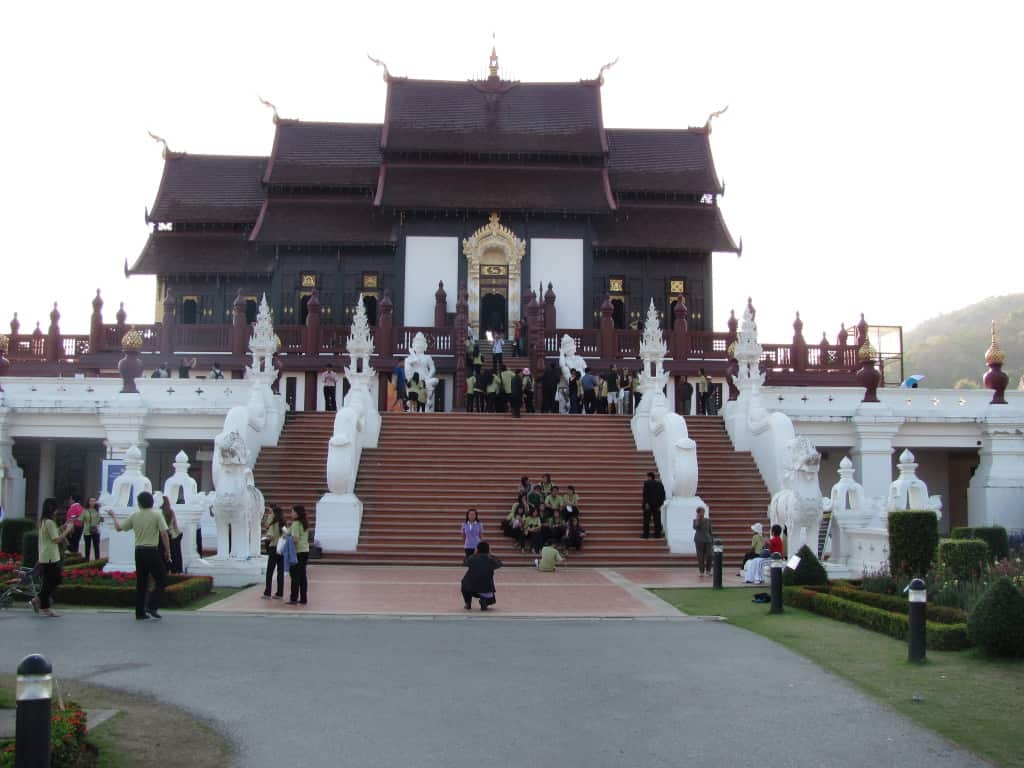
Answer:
[{"xmin": 130, "ymin": 50, "xmax": 738, "ymax": 339}]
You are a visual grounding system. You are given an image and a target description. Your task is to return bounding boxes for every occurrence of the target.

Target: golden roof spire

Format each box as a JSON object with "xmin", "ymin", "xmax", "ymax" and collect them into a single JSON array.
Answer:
[
  {"xmin": 489, "ymin": 34, "xmax": 499, "ymax": 78},
  {"xmin": 985, "ymin": 320, "xmax": 1006, "ymax": 365}
]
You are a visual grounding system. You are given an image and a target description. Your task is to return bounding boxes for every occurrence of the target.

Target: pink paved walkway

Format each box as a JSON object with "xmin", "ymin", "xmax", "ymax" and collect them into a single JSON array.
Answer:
[{"xmin": 203, "ymin": 565, "xmax": 755, "ymax": 617}]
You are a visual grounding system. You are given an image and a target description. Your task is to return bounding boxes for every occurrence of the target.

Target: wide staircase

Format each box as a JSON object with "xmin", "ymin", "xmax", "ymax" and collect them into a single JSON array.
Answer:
[{"xmin": 253, "ymin": 411, "xmax": 770, "ymax": 567}]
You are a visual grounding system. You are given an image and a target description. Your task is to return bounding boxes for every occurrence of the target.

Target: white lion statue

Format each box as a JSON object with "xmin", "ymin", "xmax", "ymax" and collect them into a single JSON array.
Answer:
[
  {"xmin": 559, "ymin": 334, "xmax": 587, "ymax": 386},
  {"xmin": 768, "ymin": 436, "xmax": 826, "ymax": 557},
  {"xmin": 211, "ymin": 429, "xmax": 265, "ymax": 560}
]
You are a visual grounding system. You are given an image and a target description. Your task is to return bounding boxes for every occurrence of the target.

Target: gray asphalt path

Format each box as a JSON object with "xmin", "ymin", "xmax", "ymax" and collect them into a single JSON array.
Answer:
[{"xmin": 0, "ymin": 611, "xmax": 986, "ymax": 768}]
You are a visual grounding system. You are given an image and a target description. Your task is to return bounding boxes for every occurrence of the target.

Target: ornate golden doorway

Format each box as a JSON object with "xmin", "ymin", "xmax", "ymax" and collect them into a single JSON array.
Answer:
[{"xmin": 463, "ymin": 213, "xmax": 525, "ymax": 336}]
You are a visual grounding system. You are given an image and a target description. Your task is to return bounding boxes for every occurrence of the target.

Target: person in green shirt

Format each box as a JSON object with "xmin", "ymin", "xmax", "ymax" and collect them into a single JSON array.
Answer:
[
  {"xmin": 32, "ymin": 497, "xmax": 74, "ymax": 617},
  {"xmin": 523, "ymin": 508, "xmax": 543, "ymax": 553},
  {"xmin": 263, "ymin": 505, "xmax": 285, "ymax": 599},
  {"xmin": 287, "ymin": 505, "xmax": 310, "ymax": 605},
  {"xmin": 535, "ymin": 544, "xmax": 564, "ymax": 572},
  {"xmin": 465, "ymin": 374, "xmax": 477, "ymax": 413},
  {"xmin": 106, "ymin": 490, "xmax": 170, "ymax": 620},
  {"xmin": 81, "ymin": 497, "xmax": 102, "ymax": 561}
]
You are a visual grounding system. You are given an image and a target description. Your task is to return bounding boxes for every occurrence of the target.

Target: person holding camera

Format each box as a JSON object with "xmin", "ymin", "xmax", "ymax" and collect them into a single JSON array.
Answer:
[{"xmin": 106, "ymin": 490, "xmax": 170, "ymax": 620}]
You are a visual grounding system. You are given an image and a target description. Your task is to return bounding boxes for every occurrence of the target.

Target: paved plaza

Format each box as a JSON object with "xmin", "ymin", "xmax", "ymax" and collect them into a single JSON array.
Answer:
[{"xmin": 0, "ymin": 576, "xmax": 987, "ymax": 768}]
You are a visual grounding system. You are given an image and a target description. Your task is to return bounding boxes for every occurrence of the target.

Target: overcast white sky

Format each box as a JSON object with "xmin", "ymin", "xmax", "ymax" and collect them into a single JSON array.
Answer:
[{"xmin": 1, "ymin": 0, "xmax": 1021, "ymax": 344}]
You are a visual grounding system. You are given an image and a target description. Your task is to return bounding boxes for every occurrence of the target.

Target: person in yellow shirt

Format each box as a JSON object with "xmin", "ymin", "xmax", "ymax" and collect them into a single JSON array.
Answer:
[
  {"xmin": 106, "ymin": 490, "xmax": 170, "ymax": 621},
  {"xmin": 81, "ymin": 497, "xmax": 102, "ymax": 561},
  {"xmin": 465, "ymin": 374, "xmax": 477, "ymax": 413},
  {"xmin": 287, "ymin": 505, "xmax": 310, "ymax": 605},
  {"xmin": 32, "ymin": 497, "xmax": 75, "ymax": 617},
  {"xmin": 262, "ymin": 505, "xmax": 286, "ymax": 599}
]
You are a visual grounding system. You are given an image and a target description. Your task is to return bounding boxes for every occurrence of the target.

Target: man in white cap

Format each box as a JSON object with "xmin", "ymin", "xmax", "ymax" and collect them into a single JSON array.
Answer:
[{"xmin": 740, "ymin": 522, "xmax": 765, "ymax": 573}]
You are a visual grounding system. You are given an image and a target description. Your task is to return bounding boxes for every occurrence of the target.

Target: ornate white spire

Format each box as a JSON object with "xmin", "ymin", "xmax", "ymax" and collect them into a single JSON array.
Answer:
[
  {"xmin": 733, "ymin": 297, "xmax": 765, "ymax": 394},
  {"xmin": 641, "ymin": 299, "xmax": 666, "ymax": 357},
  {"xmin": 248, "ymin": 293, "xmax": 277, "ymax": 379},
  {"xmin": 637, "ymin": 299, "xmax": 668, "ymax": 398},
  {"xmin": 346, "ymin": 293, "xmax": 374, "ymax": 360}
]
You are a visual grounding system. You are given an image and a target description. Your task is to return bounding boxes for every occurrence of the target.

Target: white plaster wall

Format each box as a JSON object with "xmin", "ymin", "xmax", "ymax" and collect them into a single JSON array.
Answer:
[
  {"xmin": 530, "ymin": 238, "xmax": 583, "ymax": 328},
  {"xmin": 404, "ymin": 236, "xmax": 458, "ymax": 326}
]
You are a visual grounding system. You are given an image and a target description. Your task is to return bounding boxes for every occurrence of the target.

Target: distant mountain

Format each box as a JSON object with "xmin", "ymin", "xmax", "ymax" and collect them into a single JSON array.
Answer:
[{"xmin": 902, "ymin": 294, "xmax": 1023, "ymax": 389}]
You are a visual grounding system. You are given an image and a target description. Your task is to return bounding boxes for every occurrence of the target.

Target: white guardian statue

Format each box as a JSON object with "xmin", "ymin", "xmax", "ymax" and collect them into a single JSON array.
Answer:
[
  {"xmin": 768, "ymin": 436, "xmax": 827, "ymax": 556},
  {"xmin": 404, "ymin": 332, "xmax": 439, "ymax": 412}
]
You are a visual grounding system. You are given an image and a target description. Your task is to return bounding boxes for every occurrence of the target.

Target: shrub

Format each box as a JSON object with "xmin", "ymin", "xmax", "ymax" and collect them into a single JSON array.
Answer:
[
  {"xmin": 20, "ymin": 531, "xmax": 38, "ymax": 569},
  {"xmin": 0, "ymin": 518, "xmax": 35, "ymax": 555},
  {"xmin": 888, "ymin": 510, "xmax": 939, "ymax": 578},
  {"xmin": 829, "ymin": 584, "xmax": 968, "ymax": 624},
  {"xmin": 783, "ymin": 587, "xmax": 971, "ymax": 651},
  {"xmin": 938, "ymin": 539, "xmax": 989, "ymax": 581},
  {"xmin": 929, "ymin": 578, "xmax": 991, "ymax": 614},
  {"xmin": 858, "ymin": 567, "xmax": 900, "ymax": 595},
  {"xmin": 951, "ymin": 526, "xmax": 1009, "ymax": 561},
  {"xmin": 783, "ymin": 544, "xmax": 829, "ymax": 586},
  {"xmin": 967, "ymin": 577, "xmax": 1024, "ymax": 657}
]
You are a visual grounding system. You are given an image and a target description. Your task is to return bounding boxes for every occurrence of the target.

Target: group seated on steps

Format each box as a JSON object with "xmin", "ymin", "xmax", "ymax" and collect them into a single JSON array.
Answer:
[{"xmin": 500, "ymin": 475, "xmax": 587, "ymax": 554}]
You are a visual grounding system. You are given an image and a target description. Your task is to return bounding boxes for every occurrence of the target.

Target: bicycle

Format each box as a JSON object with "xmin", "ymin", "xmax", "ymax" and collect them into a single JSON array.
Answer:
[{"xmin": 0, "ymin": 567, "xmax": 41, "ymax": 610}]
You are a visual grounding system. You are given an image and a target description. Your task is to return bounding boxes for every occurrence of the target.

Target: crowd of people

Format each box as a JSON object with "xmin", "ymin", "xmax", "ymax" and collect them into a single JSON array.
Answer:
[{"xmin": 498, "ymin": 474, "xmax": 587, "ymax": 556}]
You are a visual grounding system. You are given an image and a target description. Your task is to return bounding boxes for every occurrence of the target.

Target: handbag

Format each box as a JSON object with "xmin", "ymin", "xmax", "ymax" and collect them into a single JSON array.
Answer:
[{"xmin": 275, "ymin": 536, "xmax": 287, "ymax": 555}]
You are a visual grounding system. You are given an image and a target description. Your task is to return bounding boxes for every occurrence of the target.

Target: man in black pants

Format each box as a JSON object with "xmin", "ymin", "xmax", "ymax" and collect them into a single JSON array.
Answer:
[
  {"xmin": 461, "ymin": 541, "xmax": 503, "ymax": 611},
  {"xmin": 106, "ymin": 490, "xmax": 170, "ymax": 620},
  {"xmin": 641, "ymin": 471, "xmax": 665, "ymax": 539}
]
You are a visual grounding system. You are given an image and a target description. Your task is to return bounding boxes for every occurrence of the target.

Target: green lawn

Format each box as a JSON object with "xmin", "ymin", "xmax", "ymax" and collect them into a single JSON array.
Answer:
[{"xmin": 656, "ymin": 588, "xmax": 1024, "ymax": 768}]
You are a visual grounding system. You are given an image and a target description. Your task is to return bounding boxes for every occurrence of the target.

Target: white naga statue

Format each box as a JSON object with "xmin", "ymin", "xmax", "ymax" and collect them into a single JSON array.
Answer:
[
  {"xmin": 210, "ymin": 428, "xmax": 265, "ymax": 559},
  {"xmin": 768, "ymin": 436, "xmax": 827, "ymax": 556},
  {"xmin": 404, "ymin": 332, "xmax": 438, "ymax": 412},
  {"xmin": 327, "ymin": 401, "xmax": 364, "ymax": 495},
  {"xmin": 888, "ymin": 450, "xmax": 942, "ymax": 517},
  {"xmin": 648, "ymin": 390, "xmax": 699, "ymax": 499},
  {"xmin": 558, "ymin": 334, "xmax": 587, "ymax": 385}
]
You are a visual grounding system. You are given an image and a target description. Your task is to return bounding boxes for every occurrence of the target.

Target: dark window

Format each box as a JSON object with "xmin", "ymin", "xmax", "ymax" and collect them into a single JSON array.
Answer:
[
  {"xmin": 181, "ymin": 298, "xmax": 198, "ymax": 325},
  {"xmin": 245, "ymin": 299, "xmax": 258, "ymax": 325},
  {"xmin": 363, "ymin": 295, "xmax": 378, "ymax": 327}
]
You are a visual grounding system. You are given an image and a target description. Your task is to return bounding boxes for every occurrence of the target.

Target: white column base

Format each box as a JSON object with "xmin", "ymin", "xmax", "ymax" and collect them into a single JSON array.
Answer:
[
  {"xmin": 828, "ymin": 526, "xmax": 889, "ymax": 578},
  {"xmin": 103, "ymin": 530, "xmax": 137, "ymax": 574},
  {"xmin": 662, "ymin": 496, "xmax": 709, "ymax": 555},
  {"xmin": 188, "ymin": 556, "xmax": 265, "ymax": 588},
  {"xmin": 315, "ymin": 493, "xmax": 363, "ymax": 552}
]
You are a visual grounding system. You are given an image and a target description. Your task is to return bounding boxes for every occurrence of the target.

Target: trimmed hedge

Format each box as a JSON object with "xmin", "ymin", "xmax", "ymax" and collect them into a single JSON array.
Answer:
[
  {"xmin": 20, "ymin": 531, "xmax": 38, "ymax": 569},
  {"xmin": 888, "ymin": 510, "xmax": 939, "ymax": 578},
  {"xmin": 783, "ymin": 544, "xmax": 829, "ymax": 586},
  {"xmin": 951, "ymin": 526, "xmax": 1009, "ymax": 560},
  {"xmin": 783, "ymin": 586, "xmax": 972, "ymax": 651},
  {"xmin": 0, "ymin": 518, "xmax": 34, "ymax": 555},
  {"xmin": 967, "ymin": 577, "xmax": 1024, "ymax": 657},
  {"xmin": 938, "ymin": 539, "xmax": 989, "ymax": 581},
  {"xmin": 829, "ymin": 584, "xmax": 968, "ymax": 624},
  {"xmin": 54, "ymin": 574, "xmax": 213, "ymax": 608}
]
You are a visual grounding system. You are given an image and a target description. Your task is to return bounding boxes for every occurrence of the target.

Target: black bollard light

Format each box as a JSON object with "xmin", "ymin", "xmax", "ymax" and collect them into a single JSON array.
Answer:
[
  {"xmin": 15, "ymin": 654, "xmax": 53, "ymax": 768},
  {"xmin": 769, "ymin": 553, "xmax": 784, "ymax": 614},
  {"xmin": 906, "ymin": 578, "xmax": 927, "ymax": 662},
  {"xmin": 712, "ymin": 539, "xmax": 723, "ymax": 589}
]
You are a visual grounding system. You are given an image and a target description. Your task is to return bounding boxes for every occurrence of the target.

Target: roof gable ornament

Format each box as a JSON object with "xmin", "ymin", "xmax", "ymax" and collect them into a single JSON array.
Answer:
[
  {"xmin": 595, "ymin": 57, "xmax": 619, "ymax": 85},
  {"xmin": 257, "ymin": 95, "xmax": 280, "ymax": 123},
  {"xmin": 705, "ymin": 105, "xmax": 729, "ymax": 134},
  {"xmin": 489, "ymin": 43, "xmax": 499, "ymax": 79},
  {"xmin": 147, "ymin": 131, "xmax": 171, "ymax": 159},
  {"xmin": 367, "ymin": 53, "xmax": 392, "ymax": 82}
]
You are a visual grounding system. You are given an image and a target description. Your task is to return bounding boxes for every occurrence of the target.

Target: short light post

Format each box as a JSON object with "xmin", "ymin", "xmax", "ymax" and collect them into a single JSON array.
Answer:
[
  {"xmin": 906, "ymin": 578, "xmax": 927, "ymax": 662},
  {"xmin": 712, "ymin": 539, "xmax": 723, "ymax": 589},
  {"xmin": 15, "ymin": 654, "xmax": 53, "ymax": 768},
  {"xmin": 769, "ymin": 553, "xmax": 785, "ymax": 614}
]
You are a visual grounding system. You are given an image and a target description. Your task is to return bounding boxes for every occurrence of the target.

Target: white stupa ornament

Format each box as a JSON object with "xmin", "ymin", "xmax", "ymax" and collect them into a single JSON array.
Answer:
[
  {"xmin": 887, "ymin": 449, "xmax": 942, "ymax": 516},
  {"xmin": 345, "ymin": 293, "xmax": 374, "ymax": 367},
  {"xmin": 637, "ymin": 298, "xmax": 668, "ymax": 394},
  {"xmin": 248, "ymin": 293, "xmax": 277, "ymax": 378},
  {"xmin": 733, "ymin": 297, "xmax": 765, "ymax": 392}
]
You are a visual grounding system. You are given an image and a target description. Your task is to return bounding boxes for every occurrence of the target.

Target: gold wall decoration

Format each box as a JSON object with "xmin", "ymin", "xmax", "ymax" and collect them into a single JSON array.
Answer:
[
  {"xmin": 670, "ymin": 279, "xmax": 686, "ymax": 296},
  {"xmin": 608, "ymin": 278, "xmax": 624, "ymax": 293},
  {"xmin": 362, "ymin": 273, "xmax": 379, "ymax": 289},
  {"xmin": 301, "ymin": 274, "xmax": 317, "ymax": 288}
]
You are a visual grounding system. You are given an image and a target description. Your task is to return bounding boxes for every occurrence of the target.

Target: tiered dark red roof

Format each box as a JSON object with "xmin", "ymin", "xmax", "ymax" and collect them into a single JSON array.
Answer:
[
  {"xmin": 147, "ymin": 154, "xmax": 267, "ymax": 224},
  {"xmin": 250, "ymin": 198, "xmax": 395, "ymax": 244},
  {"xmin": 264, "ymin": 121, "xmax": 381, "ymax": 187},
  {"xmin": 592, "ymin": 204, "xmax": 738, "ymax": 252},
  {"xmin": 382, "ymin": 79, "xmax": 605, "ymax": 156},
  {"xmin": 607, "ymin": 128, "xmax": 722, "ymax": 195},
  {"xmin": 131, "ymin": 232, "xmax": 268, "ymax": 275}
]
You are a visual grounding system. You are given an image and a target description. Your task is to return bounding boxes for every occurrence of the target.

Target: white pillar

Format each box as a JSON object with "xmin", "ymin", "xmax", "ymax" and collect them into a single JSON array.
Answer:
[
  {"xmin": 967, "ymin": 415, "xmax": 1024, "ymax": 529},
  {"xmin": 37, "ymin": 440, "xmax": 56, "ymax": 513},
  {"xmin": 851, "ymin": 413, "xmax": 903, "ymax": 501}
]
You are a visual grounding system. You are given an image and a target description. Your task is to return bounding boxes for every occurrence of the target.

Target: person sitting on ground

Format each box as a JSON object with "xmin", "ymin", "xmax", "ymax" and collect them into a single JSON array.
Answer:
[
  {"xmin": 524, "ymin": 507, "xmax": 544, "ymax": 553},
  {"xmin": 535, "ymin": 542, "xmax": 565, "ymax": 572},
  {"xmin": 502, "ymin": 497, "xmax": 525, "ymax": 537},
  {"xmin": 539, "ymin": 474, "xmax": 554, "ymax": 496},
  {"xmin": 544, "ymin": 485, "xmax": 562, "ymax": 518},
  {"xmin": 510, "ymin": 507, "xmax": 527, "ymax": 550},
  {"xmin": 563, "ymin": 516, "xmax": 586, "ymax": 552},
  {"xmin": 517, "ymin": 476, "xmax": 533, "ymax": 498},
  {"xmin": 744, "ymin": 545, "xmax": 773, "ymax": 585},
  {"xmin": 768, "ymin": 524, "xmax": 784, "ymax": 555},
  {"xmin": 740, "ymin": 522, "xmax": 765, "ymax": 572},
  {"xmin": 461, "ymin": 541, "xmax": 502, "ymax": 611},
  {"xmin": 562, "ymin": 485, "xmax": 579, "ymax": 517}
]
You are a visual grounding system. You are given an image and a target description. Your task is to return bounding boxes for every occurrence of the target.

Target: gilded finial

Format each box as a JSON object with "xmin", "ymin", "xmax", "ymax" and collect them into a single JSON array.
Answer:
[
  {"xmin": 985, "ymin": 321, "xmax": 1006, "ymax": 365},
  {"xmin": 147, "ymin": 131, "xmax": 171, "ymax": 158},
  {"xmin": 367, "ymin": 54, "xmax": 391, "ymax": 82},
  {"xmin": 857, "ymin": 339, "xmax": 877, "ymax": 364},
  {"xmin": 489, "ymin": 38, "xmax": 499, "ymax": 78},
  {"xmin": 258, "ymin": 95, "xmax": 280, "ymax": 123},
  {"xmin": 0, "ymin": 334, "xmax": 9, "ymax": 352},
  {"xmin": 705, "ymin": 105, "xmax": 729, "ymax": 134},
  {"xmin": 121, "ymin": 326, "xmax": 144, "ymax": 351}
]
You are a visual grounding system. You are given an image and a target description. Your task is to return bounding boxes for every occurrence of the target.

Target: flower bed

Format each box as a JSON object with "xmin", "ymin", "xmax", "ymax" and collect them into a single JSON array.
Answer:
[
  {"xmin": 783, "ymin": 586, "xmax": 972, "ymax": 651},
  {"xmin": 54, "ymin": 571, "xmax": 214, "ymax": 608},
  {"xmin": 0, "ymin": 701, "xmax": 89, "ymax": 768}
]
